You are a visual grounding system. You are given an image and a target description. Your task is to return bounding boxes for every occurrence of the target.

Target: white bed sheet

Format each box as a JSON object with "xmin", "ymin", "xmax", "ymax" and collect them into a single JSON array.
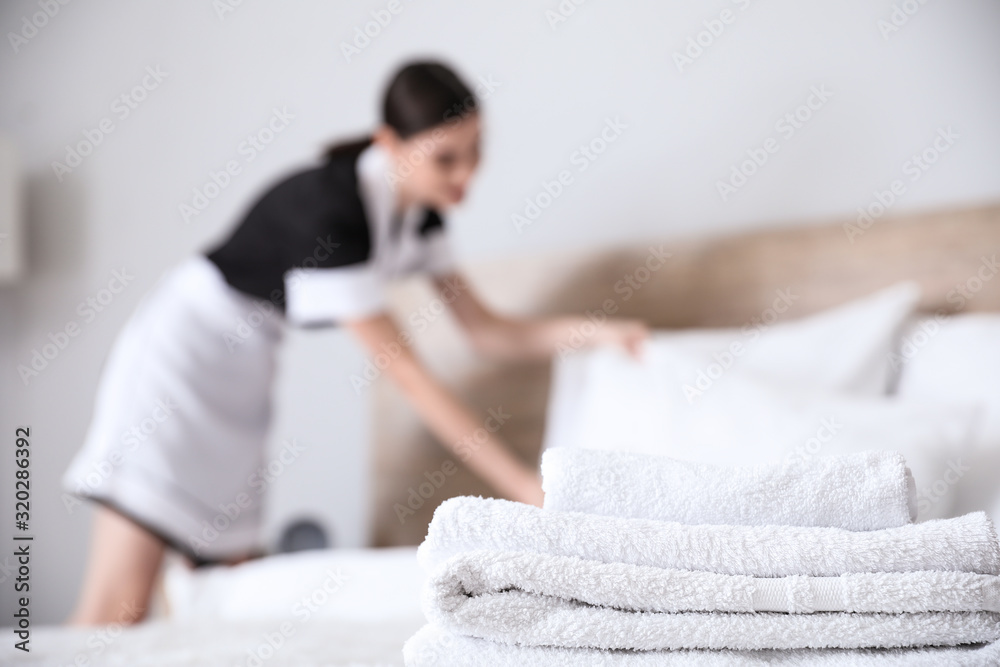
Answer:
[
  {"xmin": 0, "ymin": 616, "xmax": 420, "ymax": 666},
  {"xmin": 1, "ymin": 547, "xmax": 426, "ymax": 666}
]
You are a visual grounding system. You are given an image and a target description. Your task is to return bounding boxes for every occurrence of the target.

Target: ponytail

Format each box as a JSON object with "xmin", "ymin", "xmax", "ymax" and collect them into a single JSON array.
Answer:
[
  {"xmin": 320, "ymin": 60, "xmax": 477, "ymax": 161},
  {"xmin": 322, "ymin": 134, "xmax": 373, "ymax": 162}
]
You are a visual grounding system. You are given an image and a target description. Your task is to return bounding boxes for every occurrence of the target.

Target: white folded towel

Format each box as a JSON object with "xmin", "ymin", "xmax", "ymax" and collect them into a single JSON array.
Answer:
[
  {"xmin": 541, "ymin": 448, "xmax": 917, "ymax": 530},
  {"xmin": 420, "ymin": 550, "xmax": 1000, "ymax": 650},
  {"xmin": 427, "ymin": 551, "xmax": 1000, "ymax": 616},
  {"xmin": 404, "ymin": 625, "xmax": 1000, "ymax": 666},
  {"xmin": 417, "ymin": 606, "xmax": 1000, "ymax": 650},
  {"xmin": 416, "ymin": 498, "xmax": 1000, "ymax": 651},
  {"xmin": 419, "ymin": 497, "xmax": 1000, "ymax": 577}
]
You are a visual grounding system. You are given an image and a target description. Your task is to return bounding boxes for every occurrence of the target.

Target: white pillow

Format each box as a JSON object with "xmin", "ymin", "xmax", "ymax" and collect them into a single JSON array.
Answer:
[
  {"xmin": 561, "ymin": 362, "xmax": 978, "ymax": 521},
  {"xmin": 664, "ymin": 280, "xmax": 921, "ymax": 397},
  {"xmin": 162, "ymin": 546, "xmax": 425, "ymax": 622},
  {"xmin": 543, "ymin": 281, "xmax": 921, "ymax": 451},
  {"xmin": 894, "ymin": 313, "xmax": 1000, "ymax": 521}
]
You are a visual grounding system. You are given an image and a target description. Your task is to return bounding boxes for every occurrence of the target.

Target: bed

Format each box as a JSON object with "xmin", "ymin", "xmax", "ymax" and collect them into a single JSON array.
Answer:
[
  {"xmin": 4, "ymin": 201, "xmax": 999, "ymax": 665},
  {"xmin": 371, "ymin": 200, "xmax": 1000, "ymax": 546},
  {"xmin": 1, "ymin": 548, "xmax": 426, "ymax": 666}
]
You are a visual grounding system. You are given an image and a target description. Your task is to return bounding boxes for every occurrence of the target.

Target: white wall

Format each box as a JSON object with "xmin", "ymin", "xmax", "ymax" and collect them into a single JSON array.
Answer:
[{"xmin": 1, "ymin": 0, "xmax": 998, "ymax": 623}]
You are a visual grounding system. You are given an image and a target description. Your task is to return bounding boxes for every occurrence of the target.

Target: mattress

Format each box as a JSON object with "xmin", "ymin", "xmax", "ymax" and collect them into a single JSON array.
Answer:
[
  {"xmin": 1, "ymin": 547, "xmax": 426, "ymax": 666},
  {"xmin": 0, "ymin": 616, "xmax": 421, "ymax": 666}
]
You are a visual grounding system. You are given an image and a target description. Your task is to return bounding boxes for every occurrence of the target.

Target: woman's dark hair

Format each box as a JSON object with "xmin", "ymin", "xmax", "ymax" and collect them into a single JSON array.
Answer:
[{"xmin": 323, "ymin": 60, "xmax": 478, "ymax": 160}]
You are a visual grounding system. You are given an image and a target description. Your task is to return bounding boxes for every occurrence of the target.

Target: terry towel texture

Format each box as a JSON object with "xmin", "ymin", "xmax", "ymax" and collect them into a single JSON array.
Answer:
[
  {"xmin": 404, "ymin": 624, "xmax": 1000, "ymax": 666},
  {"xmin": 541, "ymin": 448, "xmax": 917, "ymax": 530},
  {"xmin": 427, "ymin": 551, "xmax": 1000, "ymax": 616},
  {"xmin": 406, "ymin": 448, "xmax": 1000, "ymax": 664},
  {"xmin": 415, "ymin": 498, "xmax": 1000, "ymax": 652},
  {"xmin": 418, "ymin": 497, "xmax": 1000, "ymax": 577}
]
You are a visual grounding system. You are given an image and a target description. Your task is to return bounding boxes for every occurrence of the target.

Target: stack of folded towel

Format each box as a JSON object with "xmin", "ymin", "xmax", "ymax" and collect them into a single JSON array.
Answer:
[{"xmin": 403, "ymin": 448, "xmax": 1000, "ymax": 666}]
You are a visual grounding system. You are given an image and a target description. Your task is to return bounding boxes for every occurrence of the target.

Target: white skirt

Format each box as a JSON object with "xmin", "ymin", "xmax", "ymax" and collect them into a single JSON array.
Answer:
[{"xmin": 62, "ymin": 255, "xmax": 284, "ymax": 562}]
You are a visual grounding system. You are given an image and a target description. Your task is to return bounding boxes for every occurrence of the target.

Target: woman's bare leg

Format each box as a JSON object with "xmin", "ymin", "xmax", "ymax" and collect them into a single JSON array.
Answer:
[{"xmin": 67, "ymin": 504, "xmax": 165, "ymax": 626}]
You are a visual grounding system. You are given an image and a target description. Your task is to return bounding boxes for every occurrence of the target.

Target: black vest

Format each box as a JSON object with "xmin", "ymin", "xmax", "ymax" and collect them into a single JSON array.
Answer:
[{"xmin": 205, "ymin": 138, "xmax": 443, "ymax": 310}]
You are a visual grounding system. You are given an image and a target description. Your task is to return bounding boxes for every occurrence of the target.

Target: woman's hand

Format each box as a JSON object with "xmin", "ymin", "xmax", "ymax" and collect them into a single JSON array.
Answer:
[
  {"xmin": 344, "ymin": 312, "xmax": 546, "ymax": 506},
  {"xmin": 587, "ymin": 317, "xmax": 650, "ymax": 360},
  {"xmin": 438, "ymin": 272, "xmax": 652, "ymax": 362},
  {"xmin": 509, "ymin": 470, "xmax": 544, "ymax": 507}
]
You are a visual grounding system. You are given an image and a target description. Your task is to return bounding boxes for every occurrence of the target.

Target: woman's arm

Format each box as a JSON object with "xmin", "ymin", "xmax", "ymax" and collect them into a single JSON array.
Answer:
[
  {"xmin": 434, "ymin": 272, "xmax": 650, "ymax": 362},
  {"xmin": 343, "ymin": 312, "xmax": 544, "ymax": 506}
]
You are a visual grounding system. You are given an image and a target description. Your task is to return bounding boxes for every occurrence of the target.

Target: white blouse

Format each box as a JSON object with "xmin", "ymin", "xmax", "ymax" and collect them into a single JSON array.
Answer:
[{"xmin": 283, "ymin": 143, "xmax": 456, "ymax": 325}]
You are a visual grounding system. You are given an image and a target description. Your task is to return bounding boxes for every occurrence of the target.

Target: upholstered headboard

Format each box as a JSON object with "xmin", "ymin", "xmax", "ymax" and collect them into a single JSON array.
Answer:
[{"xmin": 372, "ymin": 201, "xmax": 1000, "ymax": 546}]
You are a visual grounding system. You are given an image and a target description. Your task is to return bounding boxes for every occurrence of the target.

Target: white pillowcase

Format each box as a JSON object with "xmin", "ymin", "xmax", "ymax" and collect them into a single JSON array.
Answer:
[
  {"xmin": 895, "ymin": 313, "xmax": 1000, "ymax": 521},
  {"xmin": 543, "ymin": 281, "xmax": 921, "ymax": 452},
  {"xmin": 557, "ymin": 357, "xmax": 977, "ymax": 520},
  {"xmin": 656, "ymin": 280, "xmax": 921, "ymax": 397},
  {"xmin": 541, "ymin": 282, "xmax": 986, "ymax": 521}
]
